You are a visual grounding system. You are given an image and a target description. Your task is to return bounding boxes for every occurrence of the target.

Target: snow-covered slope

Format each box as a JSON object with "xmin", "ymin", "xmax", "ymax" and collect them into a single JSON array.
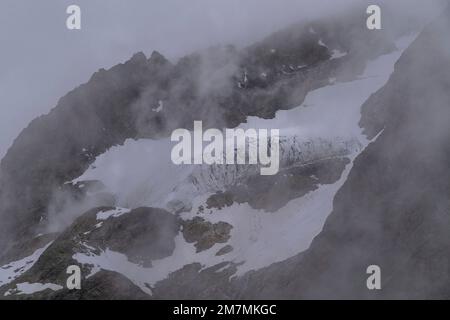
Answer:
[
  {"xmin": 61, "ymin": 35, "xmax": 415, "ymax": 294},
  {"xmin": 0, "ymin": 242, "xmax": 52, "ymax": 287}
]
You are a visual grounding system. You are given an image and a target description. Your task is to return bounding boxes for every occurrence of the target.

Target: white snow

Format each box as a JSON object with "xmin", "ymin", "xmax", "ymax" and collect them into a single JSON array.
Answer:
[
  {"xmin": 69, "ymin": 34, "xmax": 416, "ymax": 288},
  {"xmin": 331, "ymin": 49, "xmax": 348, "ymax": 59},
  {"xmin": 242, "ymin": 34, "xmax": 416, "ymax": 141},
  {"xmin": 0, "ymin": 242, "xmax": 53, "ymax": 287},
  {"xmin": 95, "ymin": 222, "xmax": 103, "ymax": 228},
  {"xmin": 96, "ymin": 207, "xmax": 131, "ymax": 220},
  {"xmin": 4, "ymin": 282, "xmax": 62, "ymax": 296},
  {"xmin": 73, "ymin": 233, "xmax": 230, "ymax": 295},
  {"xmin": 71, "ymin": 146, "xmax": 354, "ymax": 294},
  {"xmin": 152, "ymin": 100, "xmax": 164, "ymax": 113},
  {"xmin": 73, "ymin": 139, "xmax": 193, "ymax": 209}
]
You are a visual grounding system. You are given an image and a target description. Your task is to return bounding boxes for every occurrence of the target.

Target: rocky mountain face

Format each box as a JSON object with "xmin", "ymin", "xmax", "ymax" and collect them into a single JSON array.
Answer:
[
  {"xmin": 161, "ymin": 6, "xmax": 450, "ymax": 300},
  {"xmin": 1, "ymin": 4, "xmax": 448, "ymax": 299},
  {"xmin": 290, "ymin": 8, "xmax": 450, "ymax": 299},
  {"xmin": 0, "ymin": 6, "xmax": 395, "ymax": 252}
]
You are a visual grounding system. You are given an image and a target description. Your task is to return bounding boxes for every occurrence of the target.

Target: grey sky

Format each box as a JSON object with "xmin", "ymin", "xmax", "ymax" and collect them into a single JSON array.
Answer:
[
  {"xmin": 0, "ymin": 0, "xmax": 366, "ymax": 159},
  {"xmin": 0, "ymin": 0, "xmax": 441, "ymax": 158}
]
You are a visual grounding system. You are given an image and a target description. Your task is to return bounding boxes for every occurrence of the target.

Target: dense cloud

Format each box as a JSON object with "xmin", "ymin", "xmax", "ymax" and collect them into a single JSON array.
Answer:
[
  {"xmin": 0, "ymin": 0, "xmax": 445, "ymax": 158},
  {"xmin": 0, "ymin": 0, "xmax": 449, "ymax": 299}
]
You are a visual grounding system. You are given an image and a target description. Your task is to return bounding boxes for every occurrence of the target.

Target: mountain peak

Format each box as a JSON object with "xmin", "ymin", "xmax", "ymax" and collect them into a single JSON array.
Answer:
[
  {"xmin": 128, "ymin": 51, "xmax": 147, "ymax": 64},
  {"xmin": 149, "ymin": 50, "xmax": 169, "ymax": 65}
]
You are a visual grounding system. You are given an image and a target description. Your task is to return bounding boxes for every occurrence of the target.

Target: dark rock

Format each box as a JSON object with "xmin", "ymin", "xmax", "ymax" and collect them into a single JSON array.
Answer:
[
  {"xmin": 4, "ymin": 271, "xmax": 149, "ymax": 300},
  {"xmin": 206, "ymin": 191, "xmax": 234, "ymax": 210},
  {"xmin": 0, "ymin": 206, "xmax": 179, "ymax": 297},
  {"xmin": 232, "ymin": 7, "xmax": 450, "ymax": 299},
  {"xmin": 231, "ymin": 158, "xmax": 350, "ymax": 212},
  {"xmin": 182, "ymin": 217, "xmax": 232, "ymax": 252},
  {"xmin": 216, "ymin": 245, "xmax": 233, "ymax": 256},
  {"xmin": 166, "ymin": 199, "xmax": 192, "ymax": 214},
  {"xmin": 0, "ymin": 9, "xmax": 397, "ymax": 252}
]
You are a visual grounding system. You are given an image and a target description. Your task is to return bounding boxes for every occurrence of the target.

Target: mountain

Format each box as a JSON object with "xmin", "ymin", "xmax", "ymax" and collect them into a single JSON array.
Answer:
[
  {"xmin": 165, "ymin": 5, "xmax": 450, "ymax": 300},
  {"xmin": 1, "ymin": 4, "xmax": 448, "ymax": 299}
]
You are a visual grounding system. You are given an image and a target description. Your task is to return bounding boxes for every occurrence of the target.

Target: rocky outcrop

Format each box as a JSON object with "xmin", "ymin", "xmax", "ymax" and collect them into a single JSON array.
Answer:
[
  {"xmin": 182, "ymin": 217, "xmax": 233, "ymax": 253},
  {"xmin": 0, "ymin": 207, "xmax": 180, "ymax": 298},
  {"xmin": 1, "ymin": 3, "xmax": 443, "ymax": 300},
  {"xmin": 134, "ymin": 6, "xmax": 450, "ymax": 300},
  {"xmin": 229, "ymin": 157, "xmax": 350, "ymax": 212}
]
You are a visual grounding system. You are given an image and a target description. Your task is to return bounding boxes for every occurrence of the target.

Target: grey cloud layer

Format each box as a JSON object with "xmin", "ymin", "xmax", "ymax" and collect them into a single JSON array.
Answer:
[{"xmin": 0, "ymin": 0, "xmax": 444, "ymax": 158}]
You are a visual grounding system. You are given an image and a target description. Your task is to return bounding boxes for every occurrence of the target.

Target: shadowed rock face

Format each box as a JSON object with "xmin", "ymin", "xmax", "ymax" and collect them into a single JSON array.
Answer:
[
  {"xmin": 4, "ymin": 270, "xmax": 150, "ymax": 300},
  {"xmin": 49, "ymin": 270, "xmax": 151, "ymax": 300},
  {"xmin": 120, "ymin": 8, "xmax": 450, "ymax": 300},
  {"xmin": 230, "ymin": 158, "xmax": 350, "ymax": 212},
  {"xmin": 80, "ymin": 207, "xmax": 181, "ymax": 267},
  {"xmin": 182, "ymin": 217, "xmax": 233, "ymax": 253},
  {"xmin": 0, "ymin": 206, "xmax": 180, "ymax": 298},
  {"xmin": 0, "ymin": 53, "xmax": 173, "ymax": 249},
  {"xmin": 200, "ymin": 157, "xmax": 351, "ymax": 213}
]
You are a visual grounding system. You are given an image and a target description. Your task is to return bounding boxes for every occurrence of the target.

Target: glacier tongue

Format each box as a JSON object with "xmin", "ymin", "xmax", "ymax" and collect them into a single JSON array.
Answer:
[{"xmin": 67, "ymin": 34, "xmax": 417, "ymax": 287}]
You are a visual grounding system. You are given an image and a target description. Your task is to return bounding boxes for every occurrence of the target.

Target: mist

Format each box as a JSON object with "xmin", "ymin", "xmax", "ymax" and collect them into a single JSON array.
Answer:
[
  {"xmin": 0, "ymin": 0, "xmax": 363, "ymax": 159},
  {"xmin": 0, "ymin": 0, "xmax": 444, "ymax": 234},
  {"xmin": 1, "ymin": 0, "xmax": 449, "ymax": 300},
  {"xmin": 0, "ymin": 0, "xmax": 444, "ymax": 159}
]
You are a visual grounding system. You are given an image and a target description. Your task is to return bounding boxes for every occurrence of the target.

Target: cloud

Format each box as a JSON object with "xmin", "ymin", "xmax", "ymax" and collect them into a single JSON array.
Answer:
[{"xmin": 0, "ymin": 0, "xmax": 444, "ymax": 158}]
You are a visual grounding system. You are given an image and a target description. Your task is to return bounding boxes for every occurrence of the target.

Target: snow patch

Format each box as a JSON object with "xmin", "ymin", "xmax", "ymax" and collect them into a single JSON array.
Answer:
[{"xmin": 0, "ymin": 242, "xmax": 53, "ymax": 287}]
